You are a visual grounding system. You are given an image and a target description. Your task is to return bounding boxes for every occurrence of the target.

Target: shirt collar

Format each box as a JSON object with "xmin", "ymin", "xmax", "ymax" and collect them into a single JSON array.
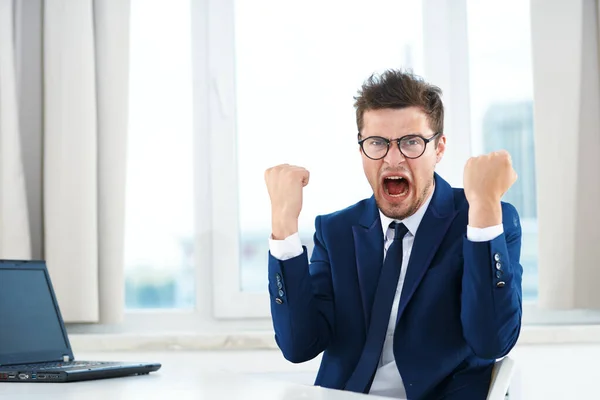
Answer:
[{"xmin": 379, "ymin": 184, "xmax": 434, "ymax": 238}]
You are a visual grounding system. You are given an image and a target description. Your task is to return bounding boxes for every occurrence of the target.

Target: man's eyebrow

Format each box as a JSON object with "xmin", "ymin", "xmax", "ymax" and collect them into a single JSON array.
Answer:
[{"xmin": 365, "ymin": 132, "xmax": 426, "ymax": 138}]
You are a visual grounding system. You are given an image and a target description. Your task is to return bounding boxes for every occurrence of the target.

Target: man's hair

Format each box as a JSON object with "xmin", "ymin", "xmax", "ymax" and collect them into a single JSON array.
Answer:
[{"xmin": 354, "ymin": 69, "xmax": 444, "ymax": 142}]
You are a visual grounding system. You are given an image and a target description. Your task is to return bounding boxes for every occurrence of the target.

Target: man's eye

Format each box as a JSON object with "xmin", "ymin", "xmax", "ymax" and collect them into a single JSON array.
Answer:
[{"xmin": 401, "ymin": 137, "xmax": 423, "ymax": 147}]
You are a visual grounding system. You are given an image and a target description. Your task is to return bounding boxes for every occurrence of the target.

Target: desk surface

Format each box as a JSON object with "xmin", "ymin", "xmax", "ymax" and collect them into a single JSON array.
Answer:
[{"xmin": 0, "ymin": 352, "xmax": 387, "ymax": 400}]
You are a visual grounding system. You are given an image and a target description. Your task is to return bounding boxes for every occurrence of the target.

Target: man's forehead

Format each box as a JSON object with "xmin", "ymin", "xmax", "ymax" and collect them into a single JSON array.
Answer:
[{"xmin": 362, "ymin": 108, "xmax": 430, "ymax": 133}]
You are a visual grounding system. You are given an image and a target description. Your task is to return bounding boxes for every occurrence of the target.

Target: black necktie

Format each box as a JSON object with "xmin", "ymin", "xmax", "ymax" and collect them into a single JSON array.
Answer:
[{"xmin": 345, "ymin": 222, "xmax": 409, "ymax": 393}]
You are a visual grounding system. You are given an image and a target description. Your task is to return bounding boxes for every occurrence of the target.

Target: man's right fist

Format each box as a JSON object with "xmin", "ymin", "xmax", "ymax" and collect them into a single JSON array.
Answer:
[{"xmin": 264, "ymin": 164, "xmax": 310, "ymax": 239}]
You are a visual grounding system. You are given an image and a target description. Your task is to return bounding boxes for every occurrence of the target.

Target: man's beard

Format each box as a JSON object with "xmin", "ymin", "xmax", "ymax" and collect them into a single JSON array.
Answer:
[{"xmin": 376, "ymin": 178, "xmax": 433, "ymax": 220}]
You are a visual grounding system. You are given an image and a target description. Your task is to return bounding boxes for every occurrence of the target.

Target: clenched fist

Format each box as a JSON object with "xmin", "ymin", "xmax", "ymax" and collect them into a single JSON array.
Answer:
[
  {"xmin": 463, "ymin": 150, "xmax": 518, "ymax": 228},
  {"xmin": 264, "ymin": 164, "xmax": 310, "ymax": 239}
]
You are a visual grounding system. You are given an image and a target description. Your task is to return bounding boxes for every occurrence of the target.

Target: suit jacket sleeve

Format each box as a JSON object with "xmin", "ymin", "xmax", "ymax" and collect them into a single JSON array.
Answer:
[
  {"xmin": 461, "ymin": 202, "xmax": 523, "ymax": 359},
  {"xmin": 268, "ymin": 215, "xmax": 335, "ymax": 363}
]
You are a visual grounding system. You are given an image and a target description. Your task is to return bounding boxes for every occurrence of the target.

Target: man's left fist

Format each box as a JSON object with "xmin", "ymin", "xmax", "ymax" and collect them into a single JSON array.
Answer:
[{"xmin": 463, "ymin": 150, "xmax": 518, "ymax": 205}]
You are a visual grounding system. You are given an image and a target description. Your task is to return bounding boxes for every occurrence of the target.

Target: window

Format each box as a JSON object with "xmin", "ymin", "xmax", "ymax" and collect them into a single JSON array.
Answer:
[
  {"xmin": 124, "ymin": 0, "xmax": 195, "ymax": 309},
  {"xmin": 117, "ymin": 0, "xmax": 597, "ymax": 330},
  {"xmin": 466, "ymin": 0, "xmax": 538, "ymax": 301},
  {"xmin": 234, "ymin": 0, "xmax": 424, "ymax": 293}
]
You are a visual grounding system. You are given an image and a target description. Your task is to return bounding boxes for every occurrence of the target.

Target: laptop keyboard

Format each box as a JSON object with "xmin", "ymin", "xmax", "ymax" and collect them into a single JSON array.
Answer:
[{"xmin": 2, "ymin": 361, "xmax": 115, "ymax": 370}]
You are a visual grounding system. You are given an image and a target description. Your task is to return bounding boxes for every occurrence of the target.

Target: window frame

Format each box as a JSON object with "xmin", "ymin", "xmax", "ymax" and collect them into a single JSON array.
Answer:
[
  {"xmin": 108, "ymin": 0, "xmax": 600, "ymax": 331},
  {"xmin": 200, "ymin": 0, "xmax": 272, "ymax": 318}
]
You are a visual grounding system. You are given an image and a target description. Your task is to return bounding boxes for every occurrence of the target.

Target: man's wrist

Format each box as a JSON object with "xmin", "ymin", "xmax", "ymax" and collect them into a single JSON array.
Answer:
[
  {"xmin": 468, "ymin": 199, "xmax": 502, "ymax": 228},
  {"xmin": 271, "ymin": 218, "xmax": 299, "ymax": 240}
]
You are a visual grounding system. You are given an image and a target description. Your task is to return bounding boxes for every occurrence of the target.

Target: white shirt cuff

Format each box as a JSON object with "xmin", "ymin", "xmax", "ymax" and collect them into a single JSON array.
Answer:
[
  {"xmin": 269, "ymin": 232, "xmax": 303, "ymax": 260},
  {"xmin": 466, "ymin": 224, "xmax": 504, "ymax": 242}
]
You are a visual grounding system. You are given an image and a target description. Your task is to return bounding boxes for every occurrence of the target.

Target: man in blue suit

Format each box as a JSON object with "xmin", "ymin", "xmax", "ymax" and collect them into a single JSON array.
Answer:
[{"xmin": 264, "ymin": 70, "xmax": 522, "ymax": 399}]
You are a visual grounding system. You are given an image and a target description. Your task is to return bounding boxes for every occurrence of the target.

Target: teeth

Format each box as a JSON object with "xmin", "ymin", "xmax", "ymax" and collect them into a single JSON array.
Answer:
[{"xmin": 385, "ymin": 176, "xmax": 405, "ymax": 180}]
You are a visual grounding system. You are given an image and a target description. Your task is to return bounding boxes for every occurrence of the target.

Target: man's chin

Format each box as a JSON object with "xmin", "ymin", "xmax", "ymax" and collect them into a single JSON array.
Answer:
[{"xmin": 375, "ymin": 195, "xmax": 413, "ymax": 221}]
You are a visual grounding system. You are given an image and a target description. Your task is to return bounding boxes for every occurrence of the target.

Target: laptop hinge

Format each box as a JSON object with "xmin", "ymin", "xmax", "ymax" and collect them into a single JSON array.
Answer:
[{"xmin": 63, "ymin": 355, "xmax": 70, "ymax": 362}]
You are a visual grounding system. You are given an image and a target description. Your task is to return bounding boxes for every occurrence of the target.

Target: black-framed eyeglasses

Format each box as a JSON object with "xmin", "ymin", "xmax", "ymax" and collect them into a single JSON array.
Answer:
[{"xmin": 357, "ymin": 132, "xmax": 441, "ymax": 160}]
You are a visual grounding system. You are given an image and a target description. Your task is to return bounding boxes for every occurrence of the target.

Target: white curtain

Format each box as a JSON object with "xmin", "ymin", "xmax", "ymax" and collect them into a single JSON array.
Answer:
[
  {"xmin": 0, "ymin": 0, "xmax": 31, "ymax": 260},
  {"xmin": 531, "ymin": 0, "xmax": 600, "ymax": 309},
  {"xmin": 0, "ymin": 0, "xmax": 130, "ymax": 323}
]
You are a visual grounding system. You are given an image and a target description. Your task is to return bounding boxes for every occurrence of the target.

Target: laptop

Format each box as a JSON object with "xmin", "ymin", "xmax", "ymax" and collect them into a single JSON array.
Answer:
[{"xmin": 0, "ymin": 259, "xmax": 161, "ymax": 382}]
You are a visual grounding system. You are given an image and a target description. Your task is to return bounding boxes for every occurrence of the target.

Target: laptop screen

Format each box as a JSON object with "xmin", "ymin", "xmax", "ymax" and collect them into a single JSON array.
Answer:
[{"xmin": 0, "ymin": 266, "xmax": 71, "ymax": 365}]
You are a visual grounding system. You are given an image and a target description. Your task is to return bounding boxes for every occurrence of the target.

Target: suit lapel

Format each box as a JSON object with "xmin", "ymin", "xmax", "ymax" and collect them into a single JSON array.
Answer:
[
  {"xmin": 352, "ymin": 196, "xmax": 384, "ymax": 328},
  {"xmin": 396, "ymin": 173, "xmax": 458, "ymax": 324}
]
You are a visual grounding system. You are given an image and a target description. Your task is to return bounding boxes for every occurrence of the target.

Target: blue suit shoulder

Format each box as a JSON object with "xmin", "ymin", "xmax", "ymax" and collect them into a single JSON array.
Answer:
[{"xmin": 316, "ymin": 197, "xmax": 373, "ymax": 230}]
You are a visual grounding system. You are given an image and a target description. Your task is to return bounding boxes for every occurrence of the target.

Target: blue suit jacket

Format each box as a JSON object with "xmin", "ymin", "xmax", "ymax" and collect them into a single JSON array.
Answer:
[{"xmin": 268, "ymin": 173, "xmax": 523, "ymax": 400}]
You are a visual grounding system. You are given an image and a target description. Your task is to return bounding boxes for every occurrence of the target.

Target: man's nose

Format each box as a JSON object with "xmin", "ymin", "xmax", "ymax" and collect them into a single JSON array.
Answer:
[{"xmin": 383, "ymin": 141, "xmax": 406, "ymax": 165}]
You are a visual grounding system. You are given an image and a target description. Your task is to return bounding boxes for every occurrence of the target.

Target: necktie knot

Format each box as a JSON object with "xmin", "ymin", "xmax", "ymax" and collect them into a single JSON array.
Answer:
[{"xmin": 389, "ymin": 222, "xmax": 408, "ymax": 241}]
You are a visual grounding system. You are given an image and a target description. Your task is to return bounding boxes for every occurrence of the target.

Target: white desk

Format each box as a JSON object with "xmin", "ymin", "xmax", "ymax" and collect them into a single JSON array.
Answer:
[{"xmin": 0, "ymin": 352, "xmax": 388, "ymax": 400}]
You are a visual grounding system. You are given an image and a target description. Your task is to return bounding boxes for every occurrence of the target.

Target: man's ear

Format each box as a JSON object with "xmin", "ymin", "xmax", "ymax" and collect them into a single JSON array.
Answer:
[{"xmin": 435, "ymin": 134, "xmax": 446, "ymax": 163}]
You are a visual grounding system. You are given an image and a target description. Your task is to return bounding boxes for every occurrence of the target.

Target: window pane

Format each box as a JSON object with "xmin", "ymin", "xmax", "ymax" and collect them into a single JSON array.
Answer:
[
  {"xmin": 466, "ymin": 0, "xmax": 538, "ymax": 301},
  {"xmin": 124, "ymin": 0, "xmax": 195, "ymax": 308},
  {"xmin": 235, "ymin": 0, "xmax": 424, "ymax": 292}
]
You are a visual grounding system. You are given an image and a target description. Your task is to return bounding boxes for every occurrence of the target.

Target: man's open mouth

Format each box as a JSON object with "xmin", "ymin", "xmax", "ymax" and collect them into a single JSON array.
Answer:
[{"xmin": 383, "ymin": 176, "xmax": 409, "ymax": 197}]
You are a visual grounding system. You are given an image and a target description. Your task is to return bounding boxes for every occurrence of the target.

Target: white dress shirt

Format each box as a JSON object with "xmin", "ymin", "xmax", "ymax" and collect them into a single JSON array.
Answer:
[{"xmin": 268, "ymin": 193, "xmax": 503, "ymax": 399}]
